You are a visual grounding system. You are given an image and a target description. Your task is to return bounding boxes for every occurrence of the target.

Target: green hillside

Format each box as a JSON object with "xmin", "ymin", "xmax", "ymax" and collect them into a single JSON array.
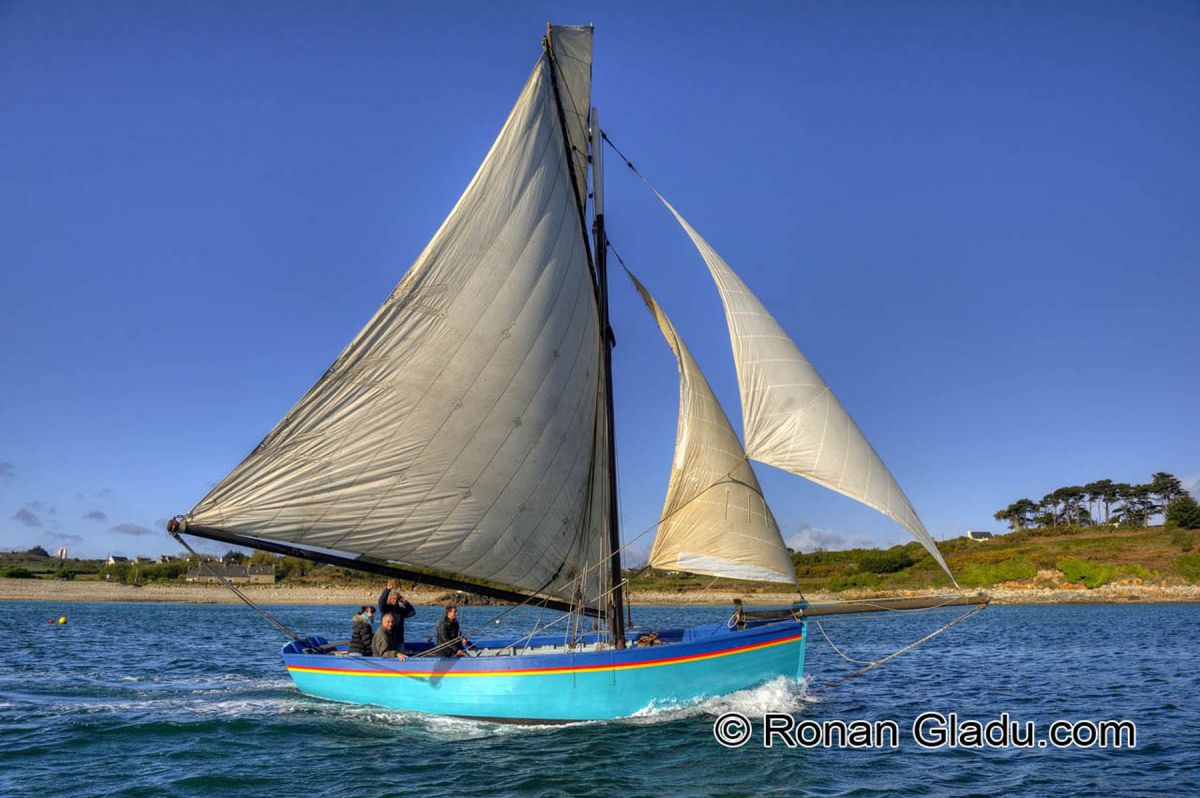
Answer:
[
  {"xmin": 8, "ymin": 525, "xmax": 1200, "ymax": 597},
  {"xmin": 628, "ymin": 525, "xmax": 1200, "ymax": 595}
]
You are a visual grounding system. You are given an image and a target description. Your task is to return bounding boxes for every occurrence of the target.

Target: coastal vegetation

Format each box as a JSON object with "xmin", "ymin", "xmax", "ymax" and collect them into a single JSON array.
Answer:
[
  {"xmin": 627, "ymin": 523, "xmax": 1200, "ymax": 594},
  {"xmin": 992, "ymin": 472, "xmax": 1193, "ymax": 531},
  {"xmin": 6, "ymin": 519, "xmax": 1200, "ymax": 597},
  {"xmin": 1166, "ymin": 494, "xmax": 1200, "ymax": 529}
]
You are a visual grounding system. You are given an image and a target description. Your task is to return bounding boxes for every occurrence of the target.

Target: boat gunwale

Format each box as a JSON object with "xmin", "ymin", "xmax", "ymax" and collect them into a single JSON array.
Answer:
[{"xmin": 282, "ymin": 618, "xmax": 805, "ymax": 678}]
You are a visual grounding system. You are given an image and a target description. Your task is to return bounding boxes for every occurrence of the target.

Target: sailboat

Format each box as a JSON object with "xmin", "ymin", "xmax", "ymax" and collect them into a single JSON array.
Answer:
[{"xmin": 167, "ymin": 24, "xmax": 979, "ymax": 723}]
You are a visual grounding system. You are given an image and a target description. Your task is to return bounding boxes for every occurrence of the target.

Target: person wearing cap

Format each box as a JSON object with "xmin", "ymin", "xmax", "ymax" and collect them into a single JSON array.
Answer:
[{"xmin": 348, "ymin": 606, "xmax": 375, "ymax": 656}]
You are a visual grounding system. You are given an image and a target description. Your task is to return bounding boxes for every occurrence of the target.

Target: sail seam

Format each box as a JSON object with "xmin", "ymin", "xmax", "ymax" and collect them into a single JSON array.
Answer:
[
  {"xmin": 188, "ymin": 58, "xmax": 555, "ymax": 518},
  {"xmin": 326, "ymin": 103, "xmax": 576, "ymax": 552},
  {"xmin": 189, "ymin": 50, "xmax": 610, "ymax": 599},
  {"xmin": 447, "ymin": 274, "xmax": 599, "ymax": 584},
  {"xmin": 392, "ymin": 192, "xmax": 583, "ymax": 559},
  {"xmin": 600, "ymin": 131, "xmax": 955, "ymax": 583},
  {"xmin": 212, "ymin": 69, "xmax": 566, "ymax": 548}
]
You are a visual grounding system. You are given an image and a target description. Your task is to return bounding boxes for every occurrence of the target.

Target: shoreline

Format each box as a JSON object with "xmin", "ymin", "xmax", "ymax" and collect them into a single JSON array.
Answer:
[{"xmin": 3, "ymin": 578, "xmax": 1199, "ymax": 607}]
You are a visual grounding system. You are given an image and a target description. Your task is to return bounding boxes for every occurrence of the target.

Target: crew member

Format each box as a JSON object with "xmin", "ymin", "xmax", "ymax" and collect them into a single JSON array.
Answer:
[
  {"xmin": 434, "ymin": 605, "xmax": 470, "ymax": 657},
  {"xmin": 377, "ymin": 579, "xmax": 417, "ymax": 647},
  {"xmin": 372, "ymin": 612, "xmax": 407, "ymax": 660},
  {"xmin": 348, "ymin": 606, "xmax": 374, "ymax": 656}
]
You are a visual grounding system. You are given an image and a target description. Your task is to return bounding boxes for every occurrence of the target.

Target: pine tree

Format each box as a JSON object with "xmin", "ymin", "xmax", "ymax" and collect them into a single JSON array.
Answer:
[
  {"xmin": 1166, "ymin": 495, "xmax": 1200, "ymax": 530},
  {"xmin": 1150, "ymin": 472, "xmax": 1185, "ymax": 523}
]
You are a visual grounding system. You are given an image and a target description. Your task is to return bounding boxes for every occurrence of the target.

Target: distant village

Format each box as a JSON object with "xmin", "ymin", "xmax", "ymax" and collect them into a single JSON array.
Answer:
[
  {"xmin": 2, "ymin": 546, "xmax": 276, "ymax": 584},
  {"xmin": 102, "ymin": 552, "xmax": 275, "ymax": 584}
]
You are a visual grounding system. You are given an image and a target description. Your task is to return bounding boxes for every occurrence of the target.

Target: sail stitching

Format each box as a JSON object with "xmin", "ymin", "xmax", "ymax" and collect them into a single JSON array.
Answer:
[
  {"xmin": 444, "ymin": 275, "xmax": 600, "ymax": 583},
  {"xmin": 600, "ymin": 132, "xmax": 957, "ymax": 585},
  {"xmin": 391, "ymin": 208, "xmax": 583, "ymax": 556},
  {"xmin": 211, "ymin": 67, "xmax": 566, "ymax": 546},
  {"xmin": 323, "ymin": 90, "xmax": 578, "ymax": 552},
  {"xmin": 624, "ymin": 266, "xmax": 796, "ymax": 585},
  {"xmin": 487, "ymin": 346, "xmax": 610, "ymax": 598},
  {"xmin": 544, "ymin": 31, "xmax": 591, "ymax": 208},
  {"xmin": 189, "ymin": 54, "xmax": 609, "ymax": 599},
  {"xmin": 195, "ymin": 57, "xmax": 558, "ymax": 524}
]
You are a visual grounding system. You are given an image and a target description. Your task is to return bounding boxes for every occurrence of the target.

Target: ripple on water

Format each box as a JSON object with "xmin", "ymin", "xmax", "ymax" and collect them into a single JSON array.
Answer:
[{"xmin": 0, "ymin": 602, "xmax": 1198, "ymax": 797}]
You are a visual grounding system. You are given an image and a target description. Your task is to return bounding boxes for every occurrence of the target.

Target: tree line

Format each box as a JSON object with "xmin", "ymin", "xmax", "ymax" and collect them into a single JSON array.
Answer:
[{"xmin": 994, "ymin": 472, "xmax": 1194, "ymax": 531}]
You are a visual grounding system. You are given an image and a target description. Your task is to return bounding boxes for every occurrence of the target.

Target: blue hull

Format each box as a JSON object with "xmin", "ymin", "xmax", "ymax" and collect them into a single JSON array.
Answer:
[{"xmin": 281, "ymin": 618, "xmax": 807, "ymax": 722}]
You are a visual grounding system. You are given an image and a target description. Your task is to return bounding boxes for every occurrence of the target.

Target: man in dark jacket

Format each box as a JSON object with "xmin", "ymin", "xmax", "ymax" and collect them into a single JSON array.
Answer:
[
  {"xmin": 372, "ymin": 612, "xmax": 407, "ymax": 660},
  {"xmin": 348, "ymin": 606, "xmax": 374, "ymax": 656},
  {"xmin": 434, "ymin": 605, "xmax": 470, "ymax": 657},
  {"xmin": 378, "ymin": 580, "xmax": 416, "ymax": 647}
]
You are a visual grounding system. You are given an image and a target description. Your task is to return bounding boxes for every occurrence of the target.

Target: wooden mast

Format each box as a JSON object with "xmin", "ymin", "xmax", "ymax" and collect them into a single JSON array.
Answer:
[
  {"xmin": 591, "ymin": 107, "xmax": 626, "ymax": 648},
  {"xmin": 542, "ymin": 29, "xmax": 624, "ymax": 648},
  {"xmin": 542, "ymin": 26, "xmax": 624, "ymax": 647}
]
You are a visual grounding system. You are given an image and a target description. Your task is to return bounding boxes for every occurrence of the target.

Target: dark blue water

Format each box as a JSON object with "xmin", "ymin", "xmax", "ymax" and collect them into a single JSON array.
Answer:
[{"xmin": 1, "ymin": 601, "xmax": 1196, "ymax": 797}]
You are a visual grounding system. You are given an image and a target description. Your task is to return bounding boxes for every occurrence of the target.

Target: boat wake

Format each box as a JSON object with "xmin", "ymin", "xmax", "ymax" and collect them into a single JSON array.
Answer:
[
  {"xmin": 278, "ymin": 676, "xmax": 817, "ymax": 738},
  {"xmin": 275, "ymin": 696, "xmax": 569, "ymax": 740},
  {"xmin": 626, "ymin": 675, "xmax": 816, "ymax": 725}
]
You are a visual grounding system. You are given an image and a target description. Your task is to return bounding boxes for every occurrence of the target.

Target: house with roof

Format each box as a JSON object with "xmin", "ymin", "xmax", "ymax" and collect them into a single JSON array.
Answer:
[{"xmin": 186, "ymin": 564, "xmax": 276, "ymax": 584}]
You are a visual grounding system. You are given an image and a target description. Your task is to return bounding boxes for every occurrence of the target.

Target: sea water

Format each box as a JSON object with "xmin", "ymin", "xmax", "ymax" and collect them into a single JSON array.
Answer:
[{"xmin": 0, "ymin": 601, "xmax": 1196, "ymax": 796}]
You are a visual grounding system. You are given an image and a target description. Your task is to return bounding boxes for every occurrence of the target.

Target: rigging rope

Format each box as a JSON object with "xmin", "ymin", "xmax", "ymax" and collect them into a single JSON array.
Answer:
[
  {"xmin": 811, "ymin": 602, "xmax": 988, "ymax": 692},
  {"xmin": 812, "ymin": 618, "xmax": 874, "ymax": 665},
  {"xmin": 171, "ymin": 531, "xmax": 301, "ymax": 641},
  {"xmin": 567, "ymin": 405, "xmax": 802, "ymax": 599},
  {"xmin": 642, "ymin": 576, "xmax": 723, "ymax": 629},
  {"xmin": 601, "ymin": 128, "xmax": 964, "ymax": 593}
]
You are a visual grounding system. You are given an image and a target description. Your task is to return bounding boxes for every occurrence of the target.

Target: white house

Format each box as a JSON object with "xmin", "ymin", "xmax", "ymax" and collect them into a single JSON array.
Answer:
[
  {"xmin": 965, "ymin": 530, "xmax": 995, "ymax": 542},
  {"xmin": 186, "ymin": 565, "xmax": 276, "ymax": 584}
]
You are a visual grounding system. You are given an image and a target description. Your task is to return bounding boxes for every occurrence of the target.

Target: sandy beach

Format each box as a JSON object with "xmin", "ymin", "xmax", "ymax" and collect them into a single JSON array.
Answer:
[{"xmin": 3, "ymin": 578, "xmax": 1198, "ymax": 607}]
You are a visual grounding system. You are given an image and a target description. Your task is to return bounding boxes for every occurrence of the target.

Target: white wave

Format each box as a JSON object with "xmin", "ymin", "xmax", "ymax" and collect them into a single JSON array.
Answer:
[
  {"xmin": 263, "ymin": 676, "xmax": 817, "ymax": 735},
  {"xmin": 189, "ymin": 697, "xmax": 301, "ymax": 718},
  {"xmin": 277, "ymin": 695, "xmax": 553, "ymax": 739},
  {"xmin": 626, "ymin": 676, "xmax": 815, "ymax": 724},
  {"xmin": 28, "ymin": 674, "xmax": 814, "ymax": 734}
]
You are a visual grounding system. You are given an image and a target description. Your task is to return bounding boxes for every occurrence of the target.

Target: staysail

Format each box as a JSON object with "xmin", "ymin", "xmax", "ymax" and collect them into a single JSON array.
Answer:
[
  {"xmin": 184, "ymin": 28, "xmax": 608, "ymax": 602},
  {"xmin": 647, "ymin": 192, "xmax": 955, "ymax": 581},
  {"xmin": 628, "ymin": 272, "xmax": 797, "ymax": 585}
]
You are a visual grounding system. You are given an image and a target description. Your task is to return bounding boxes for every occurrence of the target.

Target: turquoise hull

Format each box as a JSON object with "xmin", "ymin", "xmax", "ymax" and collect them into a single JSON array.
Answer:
[{"xmin": 281, "ymin": 618, "xmax": 807, "ymax": 722}]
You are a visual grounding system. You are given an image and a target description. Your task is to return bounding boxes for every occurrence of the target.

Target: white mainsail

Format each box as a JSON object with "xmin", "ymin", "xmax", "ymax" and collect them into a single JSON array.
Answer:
[
  {"xmin": 648, "ymin": 192, "xmax": 955, "ymax": 581},
  {"xmin": 187, "ymin": 29, "xmax": 608, "ymax": 602},
  {"xmin": 546, "ymin": 24, "xmax": 592, "ymax": 215},
  {"xmin": 629, "ymin": 272, "xmax": 797, "ymax": 585}
]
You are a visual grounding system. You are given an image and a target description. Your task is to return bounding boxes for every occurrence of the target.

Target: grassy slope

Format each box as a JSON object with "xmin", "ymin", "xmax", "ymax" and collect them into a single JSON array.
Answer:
[
  {"xmin": 628, "ymin": 526, "xmax": 1200, "ymax": 595},
  {"xmin": 7, "ymin": 526, "xmax": 1200, "ymax": 595}
]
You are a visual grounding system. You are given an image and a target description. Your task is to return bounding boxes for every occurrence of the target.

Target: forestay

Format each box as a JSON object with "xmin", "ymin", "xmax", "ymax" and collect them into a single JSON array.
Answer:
[
  {"xmin": 187, "ymin": 32, "xmax": 608, "ymax": 603},
  {"xmin": 629, "ymin": 272, "xmax": 797, "ymax": 585},
  {"xmin": 648, "ymin": 192, "xmax": 955, "ymax": 581}
]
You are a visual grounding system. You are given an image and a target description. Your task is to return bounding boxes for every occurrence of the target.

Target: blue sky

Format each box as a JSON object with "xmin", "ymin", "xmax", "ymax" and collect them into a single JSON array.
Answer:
[{"xmin": 2, "ymin": 1, "xmax": 1198, "ymax": 561}]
